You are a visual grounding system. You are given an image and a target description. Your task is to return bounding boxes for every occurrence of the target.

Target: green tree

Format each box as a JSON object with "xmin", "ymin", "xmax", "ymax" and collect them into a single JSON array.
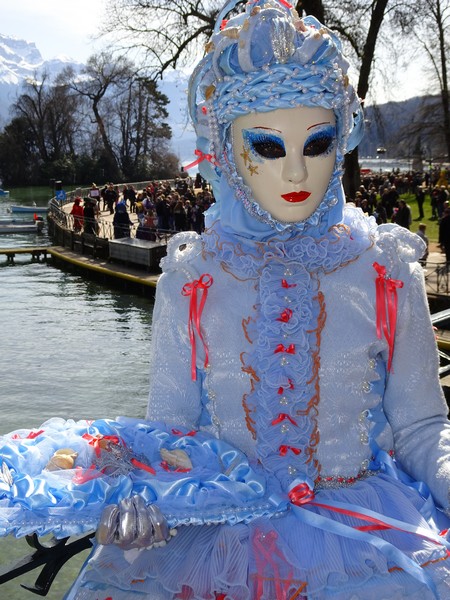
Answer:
[{"xmin": 0, "ymin": 116, "xmax": 38, "ymax": 185}]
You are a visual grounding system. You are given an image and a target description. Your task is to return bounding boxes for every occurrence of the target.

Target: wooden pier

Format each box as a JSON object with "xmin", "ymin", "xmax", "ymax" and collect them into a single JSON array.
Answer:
[
  {"xmin": 0, "ymin": 245, "xmax": 159, "ymax": 293},
  {"xmin": 0, "ymin": 246, "xmax": 49, "ymax": 264}
]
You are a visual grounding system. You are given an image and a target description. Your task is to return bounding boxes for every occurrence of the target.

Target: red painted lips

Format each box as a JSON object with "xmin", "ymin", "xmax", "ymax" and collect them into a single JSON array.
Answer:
[{"xmin": 281, "ymin": 191, "xmax": 311, "ymax": 203}]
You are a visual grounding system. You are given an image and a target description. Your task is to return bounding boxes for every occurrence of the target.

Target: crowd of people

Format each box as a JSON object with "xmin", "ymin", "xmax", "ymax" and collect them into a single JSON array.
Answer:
[
  {"xmin": 68, "ymin": 169, "xmax": 450, "ymax": 245},
  {"xmin": 349, "ymin": 168, "xmax": 448, "ymax": 228},
  {"xmin": 68, "ymin": 170, "xmax": 450, "ymax": 267},
  {"xmin": 348, "ymin": 168, "xmax": 450, "ymax": 265},
  {"xmin": 69, "ymin": 176, "xmax": 215, "ymax": 240}
]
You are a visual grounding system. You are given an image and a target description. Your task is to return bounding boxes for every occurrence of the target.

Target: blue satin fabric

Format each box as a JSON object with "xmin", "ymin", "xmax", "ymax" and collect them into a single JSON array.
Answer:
[
  {"xmin": 0, "ymin": 417, "xmax": 283, "ymax": 538},
  {"xmin": 292, "ymin": 503, "xmax": 441, "ymax": 598},
  {"xmin": 288, "ymin": 447, "xmax": 450, "ymax": 598}
]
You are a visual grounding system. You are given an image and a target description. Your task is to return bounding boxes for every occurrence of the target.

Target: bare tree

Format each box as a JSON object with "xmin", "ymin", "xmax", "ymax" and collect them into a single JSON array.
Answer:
[
  {"xmin": 102, "ymin": 1, "xmax": 395, "ymax": 192},
  {"xmin": 63, "ymin": 53, "xmax": 136, "ymax": 179},
  {"xmin": 115, "ymin": 78, "xmax": 173, "ymax": 180},
  {"xmin": 102, "ymin": 0, "xmax": 221, "ymax": 76},
  {"xmin": 13, "ymin": 72, "xmax": 81, "ymax": 163},
  {"xmin": 405, "ymin": 0, "xmax": 450, "ymax": 160},
  {"xmin": 62, "ymin": 53, "xmax": 176, "ymax": 181}
]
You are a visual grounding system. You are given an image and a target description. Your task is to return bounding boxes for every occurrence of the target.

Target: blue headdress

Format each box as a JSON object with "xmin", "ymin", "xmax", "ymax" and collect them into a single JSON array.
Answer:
[{"xmin": 188, "ymin": 0, "xmax": 364, "ymax": 239}]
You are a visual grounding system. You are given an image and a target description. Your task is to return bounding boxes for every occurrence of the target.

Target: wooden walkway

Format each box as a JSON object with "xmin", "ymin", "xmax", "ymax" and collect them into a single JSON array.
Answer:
[
  {"xmin": 0, "ymin": 245, "xmax": 159, "ymax": 291},
  {"xmin": 49, "ymin": 246, "xmax": 159, "ymax": 289},
  {"xmin": 0, "ymin": 246, "xmax": 49, "ymax": 263}
]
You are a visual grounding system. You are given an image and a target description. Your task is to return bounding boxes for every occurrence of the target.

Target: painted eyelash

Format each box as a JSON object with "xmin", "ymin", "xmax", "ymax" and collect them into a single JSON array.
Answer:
[
  {"xmin": 243, "ymin": 130, "xmax": 286, "ymax": 161},
  {"xmin": 303, "ymin": 126, "xmax": 336, "ymax": 158}
]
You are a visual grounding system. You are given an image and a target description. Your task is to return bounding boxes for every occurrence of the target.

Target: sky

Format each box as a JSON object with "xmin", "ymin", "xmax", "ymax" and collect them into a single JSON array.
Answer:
[
  {"xmin": 1, "ymin": 0, "xmax": 107, "ymax": 63},
  {"xmin": 1, "ymin": 0, "xmax": 432, "ymax": 105}
]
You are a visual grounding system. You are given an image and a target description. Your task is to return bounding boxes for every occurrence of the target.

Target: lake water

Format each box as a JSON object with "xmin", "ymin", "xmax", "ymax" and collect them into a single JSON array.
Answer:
[{"xmin": 0, "ymin": 196, "xmax": 155, "ymax": 598}]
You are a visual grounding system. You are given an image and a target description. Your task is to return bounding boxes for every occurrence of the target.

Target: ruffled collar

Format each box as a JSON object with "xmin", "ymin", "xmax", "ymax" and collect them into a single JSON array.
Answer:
[{"xmin": 203, "ymin": 202, "xmax": 377, "ymax": 279}]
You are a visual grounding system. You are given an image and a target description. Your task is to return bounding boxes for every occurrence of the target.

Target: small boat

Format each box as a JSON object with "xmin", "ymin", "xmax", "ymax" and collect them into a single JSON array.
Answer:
[
  {"xmin": 0, "ymin": 189, "xmax": 9, "ymax": 197},
  {"xmin": 376, "ymin": 147, "xmax": 387, "ymax": 154},
  {"xmin": 9, "ymin": 205, "xmax": 49, "ymax": 214},
  {"xmin": 0, "ymin": 218, "xmax": 44, "ymax": 234},
  {"xmin": 0, "ymin": 217, "xmax": 36, "ymax": 225}
]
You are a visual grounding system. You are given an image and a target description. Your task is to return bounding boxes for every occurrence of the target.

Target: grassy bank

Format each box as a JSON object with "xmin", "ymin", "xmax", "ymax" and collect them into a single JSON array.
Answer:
[{"xmin": 399, "ymin": 192, "xmax": 439, "ymax": 242}]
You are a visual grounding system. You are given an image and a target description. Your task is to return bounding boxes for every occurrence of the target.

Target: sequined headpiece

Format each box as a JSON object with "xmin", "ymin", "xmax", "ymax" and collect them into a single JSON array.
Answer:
[{"xmin": 188, "ymin": 0, "xmax": 364, "ymax": 235}]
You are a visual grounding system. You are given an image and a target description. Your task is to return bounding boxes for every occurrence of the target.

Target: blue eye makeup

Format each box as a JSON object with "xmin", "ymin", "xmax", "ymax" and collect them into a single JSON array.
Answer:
[
  {"xmin": 303, "ymin": 125, "xmax": 336, "ymax": 158},
  {"xmin": 243, "ymin": 129, "xmax": 286, "ymax": 161}
]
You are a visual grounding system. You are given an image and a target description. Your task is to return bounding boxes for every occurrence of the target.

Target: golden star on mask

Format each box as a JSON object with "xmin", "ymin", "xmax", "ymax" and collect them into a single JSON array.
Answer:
[
  {"xmin": 240, "ymin": 147, "xmax": 251, "ymax": 166},
  {"xmin": 248, "ymin": 163, "xmax": 259, "ymax": 176}
]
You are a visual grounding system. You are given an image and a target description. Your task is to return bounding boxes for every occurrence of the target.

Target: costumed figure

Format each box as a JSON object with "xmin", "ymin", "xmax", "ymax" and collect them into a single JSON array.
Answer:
[{"xmin": 0, "ymin": 1, "xmax": 450, "ymax": 599}]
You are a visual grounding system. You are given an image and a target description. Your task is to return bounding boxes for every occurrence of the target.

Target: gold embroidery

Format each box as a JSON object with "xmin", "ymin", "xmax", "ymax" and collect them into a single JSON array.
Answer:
[
  {"xmin": 248, "ymin": 162, "xmax": 259, "ymax": 176},
  {"xmin": 240, "ymin": 147, "xmax": 251, "ymax": 166}
]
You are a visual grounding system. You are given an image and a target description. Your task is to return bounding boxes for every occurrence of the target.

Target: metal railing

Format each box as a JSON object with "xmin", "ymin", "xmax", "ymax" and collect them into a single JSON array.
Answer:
[
  {"xmin": 48, "ymin": 181, "xmax": 179, "ymax": 244},
  {"xmin": 423, "ymin": 262, "xmax": 450, "ymax": 295}
]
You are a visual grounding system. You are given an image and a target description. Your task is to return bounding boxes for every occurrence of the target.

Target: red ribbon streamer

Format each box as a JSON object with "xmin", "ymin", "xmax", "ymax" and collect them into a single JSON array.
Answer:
[
  {"xmin": 183, "ymin": 149, "xmax": 218, "ymax": 171},
  {"xmin": 289, "ymin": 483, "xmax": 447, "ymax": 549},
  {"xmin": 373, "ymin": 262, "xmax": 404, "ymax": 372},
  {"xmin": 182, "ymin": 273, "xmax": 213, "ymax": 381},
  {"xmin": 131, "ymin": 458, "xmax": 156, "ymax": 475},
  {"xmin": 272, "ymin": 413, "xmax": 297, "ymax": 426},
  {"xmin": 253, "ymin": 529, "xmax": 294, "ymax": 600}
]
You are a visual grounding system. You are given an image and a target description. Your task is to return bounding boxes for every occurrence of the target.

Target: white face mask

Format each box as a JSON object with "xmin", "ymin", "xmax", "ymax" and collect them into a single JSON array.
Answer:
[{"xmin": 232, "ymin": 106, "xmax": 337, "ymax": 223}]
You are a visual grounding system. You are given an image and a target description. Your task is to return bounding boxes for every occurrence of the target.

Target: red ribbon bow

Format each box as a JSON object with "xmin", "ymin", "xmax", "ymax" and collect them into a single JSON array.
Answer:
[
  {"xmin": 274, "ymin": 343, "xmax": 295, "ymax": 354},
  {"xmin": 289, "ymin": 483, "xmax": 315, "ymax": 505},
  {"xmin": 11, "ymin": 429, "xmax": 44, "ymax": 440},
  {"xmin": 281, "ymin": 279, "xmax": 297, "ymax": 288},
  {"xmin": 183, "ymin": 149, "xmax": 219, "ymax": 171},
  {"xmin": 278, "ymin": 379, "xmax": 295, "ymax": 395},
  {"xmin": 171, "ymin": 428, "xmax": 197, "ymax": 437},
  {"xmin": 82, "ymin": 433, "xmax": 120, "ymax": 457},
  {"xmin": 279, "ymin": 445, "xmax": 302, "ymax": 456},
  {"xmin": 276, "ymin": 308, "xmax": 293, "ymax": 323},
  {"xmin": 182, "ymin": 274, "xmax": 213, "ymax": 381},
  {"xmin": 373, "ymin": 262, "xmax": 404, "ymax": 372},
  {"xmin": 272, "ymin": 413, "xmax": 297, "ymax": 426}
]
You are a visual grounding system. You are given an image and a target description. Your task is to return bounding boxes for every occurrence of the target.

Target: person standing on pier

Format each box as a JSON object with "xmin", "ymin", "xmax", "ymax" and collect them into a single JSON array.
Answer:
[
  {"xmin": 113, "ymin": 202, "xmax": 133, "ymax": 239},
  {"xmin": 83, "ymin": 197, "xmax": 97, "ymax": 235},
  {"xmin": 70, "ymin": 197, "xmax": 84, "ymax": 233}
]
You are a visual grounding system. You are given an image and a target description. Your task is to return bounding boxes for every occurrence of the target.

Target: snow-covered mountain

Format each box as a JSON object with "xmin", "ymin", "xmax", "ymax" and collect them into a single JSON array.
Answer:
[
  {"xmin": 0, "ymin": 33, "xmax": 197, "ymax": 165},
  {"xmin": 0, "ymin": 33, "xmax": 84, "ymax": 125}
]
